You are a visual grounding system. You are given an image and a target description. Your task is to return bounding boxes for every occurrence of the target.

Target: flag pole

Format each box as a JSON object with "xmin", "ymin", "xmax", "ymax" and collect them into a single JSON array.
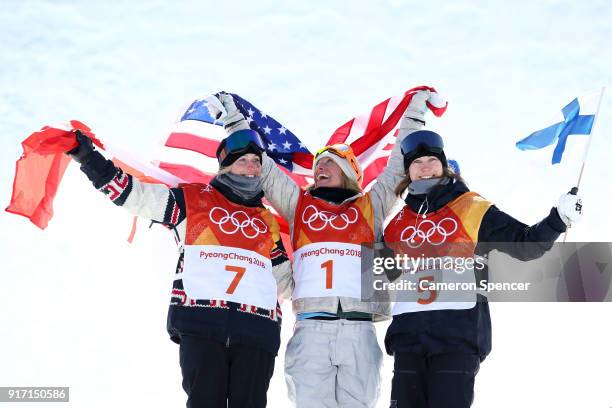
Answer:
[{"xmin": 563, "ymin": 86, "xmax": 606, "ymax": 242}]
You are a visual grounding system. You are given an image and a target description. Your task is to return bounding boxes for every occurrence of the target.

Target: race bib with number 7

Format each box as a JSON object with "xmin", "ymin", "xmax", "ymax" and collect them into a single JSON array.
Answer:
[{"xmin": 182, "ymin": 245, "xmax": 277, "ymax": 310}]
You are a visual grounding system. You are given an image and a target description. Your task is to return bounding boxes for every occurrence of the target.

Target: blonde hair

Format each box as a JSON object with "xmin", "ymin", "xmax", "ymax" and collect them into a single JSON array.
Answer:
[{"xmin": 217, "ymin": 166, "xmax": 231, "ymax": 175}]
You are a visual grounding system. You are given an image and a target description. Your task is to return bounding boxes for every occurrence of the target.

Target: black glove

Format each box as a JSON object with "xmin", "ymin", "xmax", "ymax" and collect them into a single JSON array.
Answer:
[{"xmin": 66, "ymin": 130, "xmax": 95, "ymax": 163}]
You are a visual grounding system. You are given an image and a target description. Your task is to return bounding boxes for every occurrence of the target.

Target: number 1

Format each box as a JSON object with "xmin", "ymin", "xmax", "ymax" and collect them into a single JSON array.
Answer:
[
  {"xmin": 321, "ymin": 260, "xmax": 333, "ymax": 289},
  {"xmin": 225, "ymin": 265, "xmax": 246, "ymax": 294}
]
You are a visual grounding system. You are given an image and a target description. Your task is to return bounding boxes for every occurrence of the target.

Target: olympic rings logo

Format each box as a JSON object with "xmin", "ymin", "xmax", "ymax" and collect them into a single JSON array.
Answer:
[
  {"xmin": 399, "ymin": 217, "xmax": 458, "ymax": 248},
  {"xmin": 301, "ymin": 205, "xmax": 359, "ymax": 231},
  {"xmin": 209, "ymin": 207, "xmax": 268, "ymax": 238}
]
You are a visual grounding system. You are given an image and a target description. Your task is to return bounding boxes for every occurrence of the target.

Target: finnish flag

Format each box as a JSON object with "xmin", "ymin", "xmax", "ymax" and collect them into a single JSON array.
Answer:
[{"xmin": 516, "ymin": 92, "xmax": 601, "ymax": 164}]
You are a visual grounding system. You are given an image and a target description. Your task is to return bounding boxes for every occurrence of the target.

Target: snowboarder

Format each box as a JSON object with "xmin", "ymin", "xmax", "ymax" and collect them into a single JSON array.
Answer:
[
  {"xmin": 66, "ymin": 129, "xmax": 292, "ymax": 408},
  {"xmin": 383, "ymin": 129, "xmax": 583, "ymax": 407}
]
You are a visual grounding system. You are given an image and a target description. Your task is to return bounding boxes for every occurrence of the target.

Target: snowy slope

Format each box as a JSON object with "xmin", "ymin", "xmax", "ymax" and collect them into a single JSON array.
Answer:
[{"xmin": 1, "ymin": 1, "xmax": 611, "ymax": 407}]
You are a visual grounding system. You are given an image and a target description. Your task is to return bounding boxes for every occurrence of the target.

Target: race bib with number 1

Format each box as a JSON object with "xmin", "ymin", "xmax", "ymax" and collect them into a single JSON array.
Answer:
[{"xmin": 292, "ymin": 242, "xmax": 363, "ymax": 300}]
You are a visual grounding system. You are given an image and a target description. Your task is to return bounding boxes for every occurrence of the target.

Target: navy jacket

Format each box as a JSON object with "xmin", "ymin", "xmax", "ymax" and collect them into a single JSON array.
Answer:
[{"xmin": 384, "ymin": 178, "xmax": 567, "ymax": 360}]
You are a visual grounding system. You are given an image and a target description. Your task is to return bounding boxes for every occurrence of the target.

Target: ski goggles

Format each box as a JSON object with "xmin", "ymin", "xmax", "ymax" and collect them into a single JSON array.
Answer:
[
  {"xmin": 400, "ymin": 130, "xmax": 444, "ymax": 156},
  {"xmin": 217, "ymin": 129, "xmax": 265, "ymax": 166},
  {"xmin": 314, "ymin": 143, "xmax": 353, "ymax": 160},
  {"xmin": 314, "ymin": 143, "xmax": 363, "ymax": 184}
]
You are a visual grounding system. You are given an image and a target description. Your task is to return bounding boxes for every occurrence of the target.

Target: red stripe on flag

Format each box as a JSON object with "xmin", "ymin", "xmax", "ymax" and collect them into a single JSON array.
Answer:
[
  {"xmin": 350, "ymin": 93, "xmax": 411, "ymax": 157},
  {"xmin": 278, "ymin": 164, "xmax": 310, "ymax": 188},
  {"xmin": 362, "ymin": 155, "xmax": 392, "ymax": 188},
  {"xmin": 166, "ymin": 132, "xmax": 220, "ymax": 157},
  {"xmin": 292, "ymin": 152, "xmax": 314, "ymax": 169},
  {"xmin": 111, "ymin": 158, "xmax": 165, "ymax": 185},
  {"xmin": 157, "ymin": 162, "xmax": 214, "ymax": 184},
  {"xmin": 127, "ymin": 216, "xmax": 138, "ymax": 243},
  {"xmin": 362, "ymin": 98, "xmax": 389, "ymax": 139},
  {"xmin": 326, "ymin": 118, "xmax": 354, "ymax": 145}
]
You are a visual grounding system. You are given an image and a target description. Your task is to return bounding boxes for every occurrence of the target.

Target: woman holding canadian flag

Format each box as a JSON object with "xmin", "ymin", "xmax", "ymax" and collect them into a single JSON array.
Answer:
[
  {"xmin": 382, "ymin": 129, "xmax": 584, "ymax": 407},
  {"xmin": 63, "ymin": 127, "xmax": 292, "ymax": 407},
  {"xmin": 211, "ymin": 89, "xmax": 442, "ymax": 407}
]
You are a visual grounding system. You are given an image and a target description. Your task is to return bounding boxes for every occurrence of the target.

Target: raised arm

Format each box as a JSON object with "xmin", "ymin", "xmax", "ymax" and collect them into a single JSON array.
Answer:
[
  {"xmin": 369, "ymin": 91, "xmax": 430, "ymax": 233},
  {"xmin": 67, "ymin": 131, "xmax": 184, "ymax": 227},
  {"xmin": 214, "ymin": 94, "xmax": 301, "ymax": 225}
]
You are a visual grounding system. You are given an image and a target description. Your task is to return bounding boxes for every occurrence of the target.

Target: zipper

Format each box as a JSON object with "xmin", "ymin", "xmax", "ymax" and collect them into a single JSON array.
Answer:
[{"xmin": 225, "ymin": 336, "xmax": 231, "ymax": 348}]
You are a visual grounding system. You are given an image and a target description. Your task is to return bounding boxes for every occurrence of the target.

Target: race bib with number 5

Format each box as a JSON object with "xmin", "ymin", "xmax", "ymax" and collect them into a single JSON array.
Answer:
[{"xmin": 392, "ymin": 260, "xmax": 477, "ymax": 315}]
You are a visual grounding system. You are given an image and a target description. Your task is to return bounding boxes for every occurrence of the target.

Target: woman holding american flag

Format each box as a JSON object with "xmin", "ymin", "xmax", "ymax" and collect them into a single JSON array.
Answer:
[{"xmin": 214, "ymin": 90, "xmax": 437, "ymax": 407}]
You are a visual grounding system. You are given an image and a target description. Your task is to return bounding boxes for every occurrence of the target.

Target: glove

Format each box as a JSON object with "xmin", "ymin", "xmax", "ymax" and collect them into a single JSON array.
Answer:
[
  {"xmin": 204, "ymin": 95, "xmax": 227, "ymax": 121},
  {"xmin": 557, "ymin": 187, "xmax": 583, "ymax": 227},
  {"xmin": 405, "ymin": 90, "xmax": 431, "ymax": 121},
  {"xmin": 66, "ymin": 130, "xmax": 95, "ymax": 163},
  {"xmin": 209, "ymin": 92, "xmax": 250, "ymax": 134}
]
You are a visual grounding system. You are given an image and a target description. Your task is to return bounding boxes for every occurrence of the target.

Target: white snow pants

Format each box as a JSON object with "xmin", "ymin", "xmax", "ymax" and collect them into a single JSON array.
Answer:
[{"xmin": 285, "ymin": 319, "xmax": 383, "ymax": 408}]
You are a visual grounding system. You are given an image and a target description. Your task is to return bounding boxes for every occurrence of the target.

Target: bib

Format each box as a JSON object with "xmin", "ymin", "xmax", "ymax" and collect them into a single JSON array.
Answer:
[
  {"xmin": 384, "ymin": 192, "xmax": 492, "ymax": 313},
  {"xmin": 180, "ymin": 183, "xmax": 279, "ymax": 309},
  {"xmin": 291, "ymin": 191, "xmax": 374, "ymax": 300}
]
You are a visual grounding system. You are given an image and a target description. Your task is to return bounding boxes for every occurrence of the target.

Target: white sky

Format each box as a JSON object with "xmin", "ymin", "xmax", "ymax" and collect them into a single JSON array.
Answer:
[{"xmin": 1, "ymin": 1, "xmax": 611, "ymax": 407}]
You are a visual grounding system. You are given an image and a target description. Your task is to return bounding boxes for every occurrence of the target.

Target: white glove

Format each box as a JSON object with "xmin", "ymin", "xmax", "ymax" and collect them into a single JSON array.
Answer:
[
  {"xmin": 402, "ymin": 90, "xmax": 431, "ymax": 124},
  {"xmin": 557, "ymin": 189, "xmax": 583, "ymax": 227},
  {"xmin": 204, "ymin": 95, "xmax": 226, "ymax": 120},
  {"xmin": 205, "ymin": 93, "xmax": 250, "ymax": 133}
]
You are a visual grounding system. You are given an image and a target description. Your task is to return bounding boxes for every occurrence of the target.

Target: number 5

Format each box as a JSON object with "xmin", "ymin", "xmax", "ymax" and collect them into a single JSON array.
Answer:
[
  {"xmin": 321, "ymin": 260, "xmax": 333, "ymax": 289},
  {"xmin": 417, "ymin": 275, "xmax": 437, "ymax": 305},
  {"xmin": 225, "ymin": 265, "xmax": 246, "ymax": 294}
]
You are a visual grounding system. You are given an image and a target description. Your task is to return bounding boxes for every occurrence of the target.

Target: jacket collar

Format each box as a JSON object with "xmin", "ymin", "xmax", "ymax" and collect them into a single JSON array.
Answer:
[
  {"xmin": 404, "ymin": 178, "xmax": 469, "ymax": 213},
  {"xmin": 310, "ymin": 186, "xmax": 362, "ymax": 205}
]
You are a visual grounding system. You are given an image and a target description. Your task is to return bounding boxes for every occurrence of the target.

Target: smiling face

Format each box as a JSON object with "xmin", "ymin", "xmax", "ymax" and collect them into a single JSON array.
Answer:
[
  {"xmin": 314, "ymin": 157, "xmax": 344, "ymax": 188},
  {"xmin": 229, "ymin": 153, "xmax": 262, "ymax": 177},
  {"xmin": 408, "ymin": 155, "xmax": 444, "ymax": 181}
]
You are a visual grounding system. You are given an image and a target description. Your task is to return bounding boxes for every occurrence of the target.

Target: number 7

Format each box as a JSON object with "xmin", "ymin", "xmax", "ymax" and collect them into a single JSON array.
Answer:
[{"xmin": 225, "ymin": 265, "xmax": 246, "ymax": 294}]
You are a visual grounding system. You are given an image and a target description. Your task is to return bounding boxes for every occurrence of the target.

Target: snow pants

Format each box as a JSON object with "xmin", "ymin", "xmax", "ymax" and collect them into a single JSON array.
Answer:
[
  {"xmin": 285, "ymin": 319, "xmax": 384, "ymax": 408},
  {"xmin": 389, "ymin": 352, "xmax": 480, "ymax": 408},
  {"xmin": 179, "ymin": 335, "xmax": 275, "ymax": 408}
]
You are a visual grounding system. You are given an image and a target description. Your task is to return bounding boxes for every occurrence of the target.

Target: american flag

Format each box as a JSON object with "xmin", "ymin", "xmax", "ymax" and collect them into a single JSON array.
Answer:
[
  {"xmin": 159, "ymin": 93, "xmax": 313, "ymax": 187},
  {"xmin": 6, "ymin": 86, "xmax": 446, "ymax": 246},
  {"xmin": 157, "ymin": 86, "xmax": 446, "ymax": 190}
]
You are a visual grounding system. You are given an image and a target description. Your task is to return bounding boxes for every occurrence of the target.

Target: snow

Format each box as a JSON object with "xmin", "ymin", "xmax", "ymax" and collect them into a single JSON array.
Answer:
[{"xmin": 1, "ymin": 1, "xmax": 611, "ymax": 407}]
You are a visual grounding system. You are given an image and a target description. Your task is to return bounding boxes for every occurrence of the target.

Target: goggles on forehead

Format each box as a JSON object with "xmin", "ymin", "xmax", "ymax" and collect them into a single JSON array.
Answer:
[
  {"xmin": 314, "ymin": 143, "xmax": 363, "ymax": 184},
  {"xmin": 217, "ymin": 129, "xmax": 265, "ymax": 166},
  {"xmin": 314, "ymin": 143, "xmax": 353, "ymax": 158}
]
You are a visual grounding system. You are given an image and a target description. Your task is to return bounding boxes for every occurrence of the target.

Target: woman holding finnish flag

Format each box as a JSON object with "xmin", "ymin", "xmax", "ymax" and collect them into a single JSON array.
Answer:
[
  {"xmin": 211, "ymin": 89, "xmax": 440, "ymax": 407},
  {"xmin": 65, "ymin": 129, "xmax": 292, "ymax": 407},
  {"xmin": 382, "ymin": 130, "xmax": 584, "ymax": 407}
]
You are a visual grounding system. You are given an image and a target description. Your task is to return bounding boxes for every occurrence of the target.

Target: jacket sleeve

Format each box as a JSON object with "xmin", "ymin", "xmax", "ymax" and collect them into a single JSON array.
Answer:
[
  {"xmin": 78, "ymin": 150, "xmax": 186, "ymax": 228},
  {"xmin": 369, "ymin": 118, "xmax": 424, "ymax": 237},
  {"xmin": 259, "ymin": 153, "xmax": 301, "ymax": 229},
  {"xmin": 270, "ymin": 236, "xmax": 294, "ymax": 299},
  {"xmin": 476, "ymin": 206, "xmax": 567, "ymax": 261}
]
